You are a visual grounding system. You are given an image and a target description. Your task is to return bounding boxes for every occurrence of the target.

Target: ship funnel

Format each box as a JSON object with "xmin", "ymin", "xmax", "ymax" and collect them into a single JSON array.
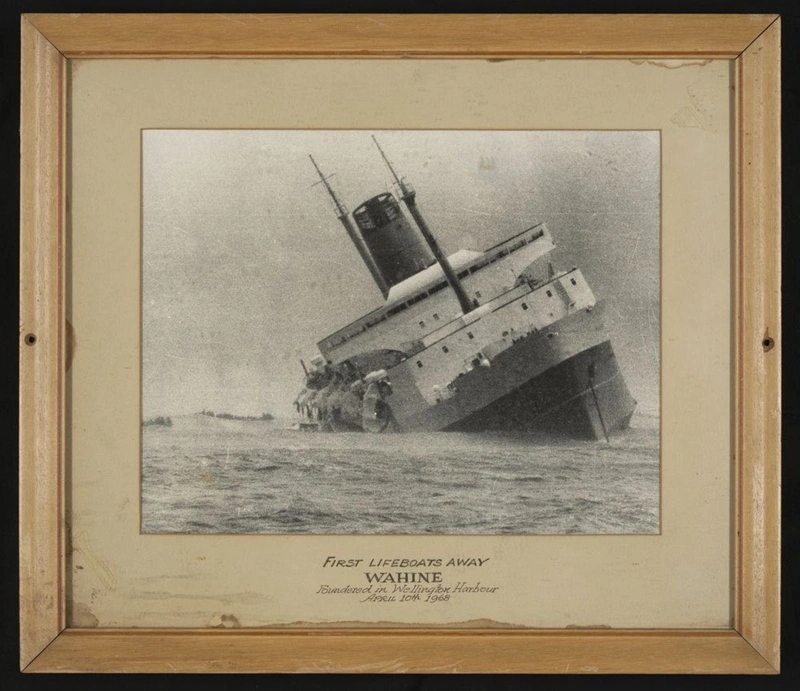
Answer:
[
  {"xmin": 352, "ymin": 192, "xmax": 435, "ymax": 288},
  {"xmin": 309, "ymin": 155, "xmax": 390, "ymax": 297},
  {"xmin": 371, "ymin": 136, "xmax": 475, "ymax": 316}
]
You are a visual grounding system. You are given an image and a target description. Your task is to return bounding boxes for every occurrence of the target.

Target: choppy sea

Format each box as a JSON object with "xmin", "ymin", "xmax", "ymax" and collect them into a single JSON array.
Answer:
[{"xmin": 141, "ymin": 413, "xmax": 659, "ymax": 535}]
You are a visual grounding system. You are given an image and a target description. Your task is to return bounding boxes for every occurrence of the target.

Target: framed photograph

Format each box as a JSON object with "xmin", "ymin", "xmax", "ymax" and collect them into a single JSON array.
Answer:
[{"xmin": 19, "ymin": 14, "xmax": 780, "ymax": 673}]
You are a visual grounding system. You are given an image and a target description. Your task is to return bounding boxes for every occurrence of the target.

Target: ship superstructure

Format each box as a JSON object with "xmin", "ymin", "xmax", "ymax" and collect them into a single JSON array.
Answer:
[{"xmin": 294, "ymin": 139, "xmax": 636, "ymax": 440}]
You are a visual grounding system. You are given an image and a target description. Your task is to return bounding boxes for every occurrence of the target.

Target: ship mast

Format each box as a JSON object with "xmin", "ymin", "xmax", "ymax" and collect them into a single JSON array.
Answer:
[
  {"xmin": 309, "ymin": 155, "xmax": 390, "ymax": 297},
  {"xmin": 371, "ymin": 136, "xmax": 474, "ymax": 316}
]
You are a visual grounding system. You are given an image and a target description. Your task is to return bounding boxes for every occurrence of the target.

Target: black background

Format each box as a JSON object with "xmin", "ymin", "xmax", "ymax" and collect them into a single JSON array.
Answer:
[{"xmin": 2, "ymin": 2, "xmax": 797, "ymax": 690}]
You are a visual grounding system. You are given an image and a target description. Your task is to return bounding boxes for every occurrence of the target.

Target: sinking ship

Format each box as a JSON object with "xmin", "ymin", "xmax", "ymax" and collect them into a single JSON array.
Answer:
[{"xmin": 293, "ymin": 138, "xmax": 636, "ymax": 440}]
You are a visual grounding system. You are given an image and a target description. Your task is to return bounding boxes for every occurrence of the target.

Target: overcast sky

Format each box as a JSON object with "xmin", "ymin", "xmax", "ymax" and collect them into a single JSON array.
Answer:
[{"xmin": 142, "ymin": 130, "xmax": 660, "ymax": 418}]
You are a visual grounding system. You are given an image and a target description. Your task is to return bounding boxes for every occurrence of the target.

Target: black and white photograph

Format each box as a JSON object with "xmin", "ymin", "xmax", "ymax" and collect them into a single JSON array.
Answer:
[{"xmin": 141, "ymin": 129, "xmax": 660, "ymax": 535}]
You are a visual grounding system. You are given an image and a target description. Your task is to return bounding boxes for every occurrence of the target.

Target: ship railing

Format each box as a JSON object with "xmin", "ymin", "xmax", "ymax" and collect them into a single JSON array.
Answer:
[
  {"xmin": 481, "ymin": 224, "xmax": 546, "ymax": 254},
  {"xmin": 481, "ymin": 268, "xmax": 591, "ymax": 319},
  {"xmin": 318, "ymin": 233, "xmax": 563, "ymax": 357}
]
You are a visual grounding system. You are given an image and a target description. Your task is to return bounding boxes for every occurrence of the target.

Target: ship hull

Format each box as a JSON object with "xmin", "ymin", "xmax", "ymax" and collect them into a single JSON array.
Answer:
[
  {"xmin": 444, "ymin": 341, "xmax": 634, "ymax": 439},
  {"xmin": 385, "ymin": 304, "xmax": 636, "ymax": 440}
]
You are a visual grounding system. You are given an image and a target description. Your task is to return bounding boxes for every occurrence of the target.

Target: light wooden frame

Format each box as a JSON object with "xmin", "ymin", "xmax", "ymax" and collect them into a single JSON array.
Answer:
[{"xmin": 19, "ymin": 14, "xmax": 780, "ymax": 673}]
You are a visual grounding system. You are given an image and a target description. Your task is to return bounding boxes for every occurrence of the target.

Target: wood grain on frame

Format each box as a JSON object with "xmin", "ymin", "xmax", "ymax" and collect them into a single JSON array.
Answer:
[
  {"xmin": 24, "ymin": 629, "xmax": 776, "ymax": 674},
  {"xmin": 19, "ymin": 16, "xmax": 66, "ymax": 670},
  {"xmin": 26, "ymin": 13, "xmax": 777, "ymax": 58},
  {"xmin": 19, "ymin": 13, "xmax": 781, "ymax": 674},
  {"xmin": 735, "ymin": 18, "xmax": 781, "ymax": 670}
]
